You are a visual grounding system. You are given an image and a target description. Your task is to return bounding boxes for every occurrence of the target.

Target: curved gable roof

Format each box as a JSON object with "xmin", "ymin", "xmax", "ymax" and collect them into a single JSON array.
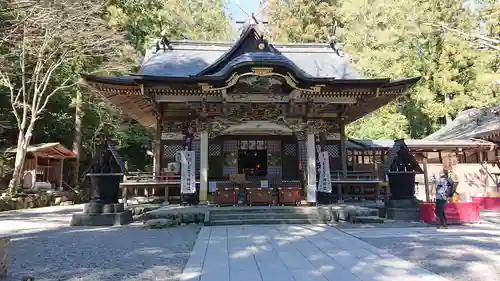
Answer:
[
  {"xmin": 425, "ymin": 107, "xmax": 500, "ymax": 140},
  {"xmin": 138, "ymin": 26, "xmax": 360, "ymax": 79}
]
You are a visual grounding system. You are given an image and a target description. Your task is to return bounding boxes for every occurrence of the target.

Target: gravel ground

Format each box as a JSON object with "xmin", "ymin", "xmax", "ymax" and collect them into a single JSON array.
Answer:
[
  {"xmin": 342, "ymin": 223, "xmax": 500, "ymax": 281},
  {"xmin": 1, "ymin": 205, "xmax": 202, "ymax": 281}
]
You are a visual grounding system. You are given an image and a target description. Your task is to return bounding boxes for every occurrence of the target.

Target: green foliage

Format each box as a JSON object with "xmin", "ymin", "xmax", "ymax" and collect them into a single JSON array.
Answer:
[
  {"xmin": 106, "ymin": 0, "xmax": 232, "ymax": 53},
  {"xmin": 267, "ymin": 0, "xmax": 499, "ymax": 139},
  {"xmin": 266, "ymin": 0, "xmax": 340, "ymax": 43},
  {"xmin": 0, "ymin": 0, "xmax": 233, "ymax": 187},
  {"xmin": 346, "ymin": 105, "xmax": 409, "ymax": 139}
]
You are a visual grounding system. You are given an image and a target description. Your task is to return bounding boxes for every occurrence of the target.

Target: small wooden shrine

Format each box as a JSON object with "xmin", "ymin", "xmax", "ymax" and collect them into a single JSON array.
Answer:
[
  {"xmin": 5, "ymin": 142, "xmax": 75, "ymax": 191},
  {"xmin": 83, "ymin": 25, "xmax": 420, "ymax": 204}
]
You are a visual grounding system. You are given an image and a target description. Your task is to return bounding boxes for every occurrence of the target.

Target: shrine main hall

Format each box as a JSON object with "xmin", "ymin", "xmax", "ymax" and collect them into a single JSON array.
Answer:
[{"xmin": 83, "ymin": 25, "xmax": 420, "ymax": 203}]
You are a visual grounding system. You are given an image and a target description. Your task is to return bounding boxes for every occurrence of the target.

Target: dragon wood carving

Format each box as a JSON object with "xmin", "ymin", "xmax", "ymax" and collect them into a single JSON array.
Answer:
[{"xmin": 162, "ymin": 104, "xmax": 340, "ymax": 139}]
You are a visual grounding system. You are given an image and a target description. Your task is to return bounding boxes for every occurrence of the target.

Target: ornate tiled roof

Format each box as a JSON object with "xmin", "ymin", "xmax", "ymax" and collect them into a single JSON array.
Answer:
[
  {"xmin": 425, "ymin": 106, "xmax": 500, "ymax": 141},
  {"xmin": 139, "ymin": 38, "xmax": 360, "ymax": 79}
]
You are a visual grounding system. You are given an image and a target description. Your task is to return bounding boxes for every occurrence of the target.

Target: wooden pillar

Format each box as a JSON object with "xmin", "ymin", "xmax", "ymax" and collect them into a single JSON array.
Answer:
[
  {"xmin": 422, "ymin": 152, "xmax": 430, "ymax": 203},
  {"xmin": 306, "ymin": 133, "xmax": 317, "ymax": 204},
  {"xmin": 153, "ymin": 107, "xmax": 163, "ymax": 180},
  {"xmin": 153, "ymin": 104, "xmax": 164, "ymax": 201},
  {"xmin": 59, "ymin": 159, "xmax": 64, "ymax": 191},
  {"xmin": 339, "ymin": 116, "xmax": 347, "ymax": 202},
  {"xmin": 340, "ymin": 117, "xmax": 347, "ymax": 177},
  {"xmin": 199, "ymin": 131, "xmax": 208, "ymax": 202}
]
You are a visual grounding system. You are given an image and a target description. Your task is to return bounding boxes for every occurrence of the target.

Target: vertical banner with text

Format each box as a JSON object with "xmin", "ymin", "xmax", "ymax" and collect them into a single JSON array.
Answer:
[
  {"xmin": 181, "ymin": 151, "xmax": 196, "ymax": 194},
  {"xmin": 318, "ymin": 151, "xmax": 332, "ymax": 193},
  {"xmin": 315, "ymin": 134, "xmax": 329, "ymax": 192}
]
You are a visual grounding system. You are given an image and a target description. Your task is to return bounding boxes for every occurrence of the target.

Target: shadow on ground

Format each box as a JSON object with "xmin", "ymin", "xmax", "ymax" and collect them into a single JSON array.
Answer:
[
  {"xmin": 5, "ymin": 224, "xmax": 201, "ymax": 281},
  {"xmin": 356, "ymin": 224, "xmax": 500, "ymax": 281}
]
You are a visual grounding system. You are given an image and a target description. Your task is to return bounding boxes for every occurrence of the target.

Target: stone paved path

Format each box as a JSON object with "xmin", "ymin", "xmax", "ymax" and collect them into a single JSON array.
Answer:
[
  {"xmin": 345, "ymin": 223, "xmax": 500, "ymax": 281},
  {"xmin": 180, "ymin": 224, "xmax": 449, "ymax": 281}
]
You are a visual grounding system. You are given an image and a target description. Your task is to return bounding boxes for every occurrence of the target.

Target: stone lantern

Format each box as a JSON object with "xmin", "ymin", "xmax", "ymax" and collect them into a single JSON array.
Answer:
[
  {"xmin": 383, "ymin": 139, "xmax": 424, "ymax": 220},
  {"xmin": 70, "ymin": 139, "xmax": 132, "ymax": 226}
]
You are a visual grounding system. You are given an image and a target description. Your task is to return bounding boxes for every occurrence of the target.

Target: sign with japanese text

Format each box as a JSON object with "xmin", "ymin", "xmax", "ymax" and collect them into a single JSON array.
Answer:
[{"xmin": 181, "ymin": 151, "xmax": 196, "ymax": 194}]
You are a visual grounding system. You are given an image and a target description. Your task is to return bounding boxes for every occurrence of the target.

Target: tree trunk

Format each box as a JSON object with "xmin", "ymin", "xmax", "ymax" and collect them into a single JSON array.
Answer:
[
  {"xmin": 8, "ymin": 128, "xmax": 33, "ymax": 195},
  {"xmin": 72, "ymin": 89, "xmax": 83, "ymax": 187},
  {"xmin": 445, "ymin": 94, "xmax": 452, "ymax": 124}
]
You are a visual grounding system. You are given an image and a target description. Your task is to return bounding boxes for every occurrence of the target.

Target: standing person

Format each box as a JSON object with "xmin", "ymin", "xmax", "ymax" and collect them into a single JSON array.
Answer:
[{"xmin": 435, "ymin": 170, "xmax": 454, "ymax": 228}]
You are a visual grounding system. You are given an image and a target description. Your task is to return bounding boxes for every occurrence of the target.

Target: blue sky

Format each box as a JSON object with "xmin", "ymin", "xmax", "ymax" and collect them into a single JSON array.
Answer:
[{"xmin": 226, "ymin": 0, "xmax": 261, "ymax": 25}]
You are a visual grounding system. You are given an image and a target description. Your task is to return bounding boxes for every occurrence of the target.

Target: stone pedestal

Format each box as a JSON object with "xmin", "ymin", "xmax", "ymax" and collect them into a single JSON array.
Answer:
[
  {"xmin": 70, "ymin": 202, "xmax": 133, "ymax": 226},
  {"xmin": 384, "ymin": 199, "xmax": 421, "ymax": 221},
  {"xmin": 71, "ymin": 173, "xmax": 132, "ymax": 226}
]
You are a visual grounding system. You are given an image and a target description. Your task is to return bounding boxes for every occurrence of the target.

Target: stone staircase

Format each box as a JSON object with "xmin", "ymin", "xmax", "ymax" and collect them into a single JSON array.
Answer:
[{"xmin": 206, "ymin": 206, "xmax": 322, "ymax": 226}]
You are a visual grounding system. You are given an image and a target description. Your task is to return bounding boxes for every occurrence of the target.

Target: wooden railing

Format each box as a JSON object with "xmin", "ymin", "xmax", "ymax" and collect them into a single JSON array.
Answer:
[
  {"xmin": 326, "ymin": 170, "xmax": 383, "ymax": 201},
  {"xmin": 120, "ymin": 171, "xmax": 394, "ymax": 203},
  {"xmin": 331, "ymin": 170, "xmax": 379, "ymax": 180},
  {"xmin": 123, "ymin": 171, "xmax": 181, "ymax": 182}
]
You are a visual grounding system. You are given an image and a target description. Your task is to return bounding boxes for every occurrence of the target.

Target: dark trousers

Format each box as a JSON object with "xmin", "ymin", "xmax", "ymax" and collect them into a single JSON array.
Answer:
[{"xmin": 435, "ymin": 199, "xmax": 447, "ymax": 225}]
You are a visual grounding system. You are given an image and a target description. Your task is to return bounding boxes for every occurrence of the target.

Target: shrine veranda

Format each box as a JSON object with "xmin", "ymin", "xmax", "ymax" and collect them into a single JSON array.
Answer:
[{"xmin": 83, "ymin": 25, "xmax": 424, "ymax": 203}]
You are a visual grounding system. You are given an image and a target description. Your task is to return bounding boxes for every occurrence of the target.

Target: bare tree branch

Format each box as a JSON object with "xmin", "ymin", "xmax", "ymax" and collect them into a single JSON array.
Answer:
[
  {"xmin": 0, "ymin": 0, "xmax": 136, "ymax": 194},
  {"xmin": 429, "ymin": 22, "xmax": 500, "ymax": 51}
]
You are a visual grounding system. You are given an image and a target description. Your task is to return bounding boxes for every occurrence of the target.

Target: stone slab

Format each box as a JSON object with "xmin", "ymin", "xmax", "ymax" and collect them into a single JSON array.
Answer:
[
  {"xmin": 70, "ymin": 211, "xmax": 133, "ymax": 226},
  {"xmin": 179, "ymin": 224, "xmax": 451, "ymax": 281},
  {"xmin": 328, "ymin": 204, "xmax": 379, "ymax": 221}
]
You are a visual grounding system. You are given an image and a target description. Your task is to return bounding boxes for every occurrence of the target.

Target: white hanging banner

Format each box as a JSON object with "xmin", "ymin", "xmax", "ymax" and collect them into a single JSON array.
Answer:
[
  {"xmin": 318, "ymin": 151, "xmax": 332, "ymax": 193},
  {"xmin": 181, "ymin": 151, "xmax": 196, "ymax": 194}
]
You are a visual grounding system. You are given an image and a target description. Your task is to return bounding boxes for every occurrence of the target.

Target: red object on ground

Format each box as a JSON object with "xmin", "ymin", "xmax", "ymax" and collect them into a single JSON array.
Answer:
[
  {"xmin": 471, "ymin": 196, "xmax": 500, "ymax": 210},
  {"xmin": 418, "ymin": 202, "xmax": 480, "ymax": 223}
]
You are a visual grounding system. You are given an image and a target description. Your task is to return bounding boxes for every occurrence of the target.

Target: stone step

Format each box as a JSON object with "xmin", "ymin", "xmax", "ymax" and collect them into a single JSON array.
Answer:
[
  {"xmin": 210, "ymin": 212, "xmax": 316, "ymax": 220},
  {"xmin": 208, "ymin": 218, "xmax": 323, "ymax": 226},
  {"xmin": 351, "ymin": 216, "xmax": 385, "ymax": 224},
  {"xmin": 210, "ymin": 206, "xmax": 316, "ymax": 215}
]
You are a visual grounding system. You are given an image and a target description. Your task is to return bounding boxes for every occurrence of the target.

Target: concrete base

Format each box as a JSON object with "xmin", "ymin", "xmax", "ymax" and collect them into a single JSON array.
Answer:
[
  {"xmin": 70, "ymin": 211, "xmax": 133, "ymax": 226},
  {"xmin": 70, "ymin": 202, "xmax": 133, "ymax": 226},
  {"xmin": 385, "ymin": 207, "xmax": 420, "ymax": 221}
]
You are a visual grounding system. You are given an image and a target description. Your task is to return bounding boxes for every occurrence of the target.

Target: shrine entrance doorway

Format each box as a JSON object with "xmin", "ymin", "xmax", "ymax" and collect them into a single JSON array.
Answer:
[{"xmin": 238, "ymin": 149, "xmax": 267, "ymax": 177}]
